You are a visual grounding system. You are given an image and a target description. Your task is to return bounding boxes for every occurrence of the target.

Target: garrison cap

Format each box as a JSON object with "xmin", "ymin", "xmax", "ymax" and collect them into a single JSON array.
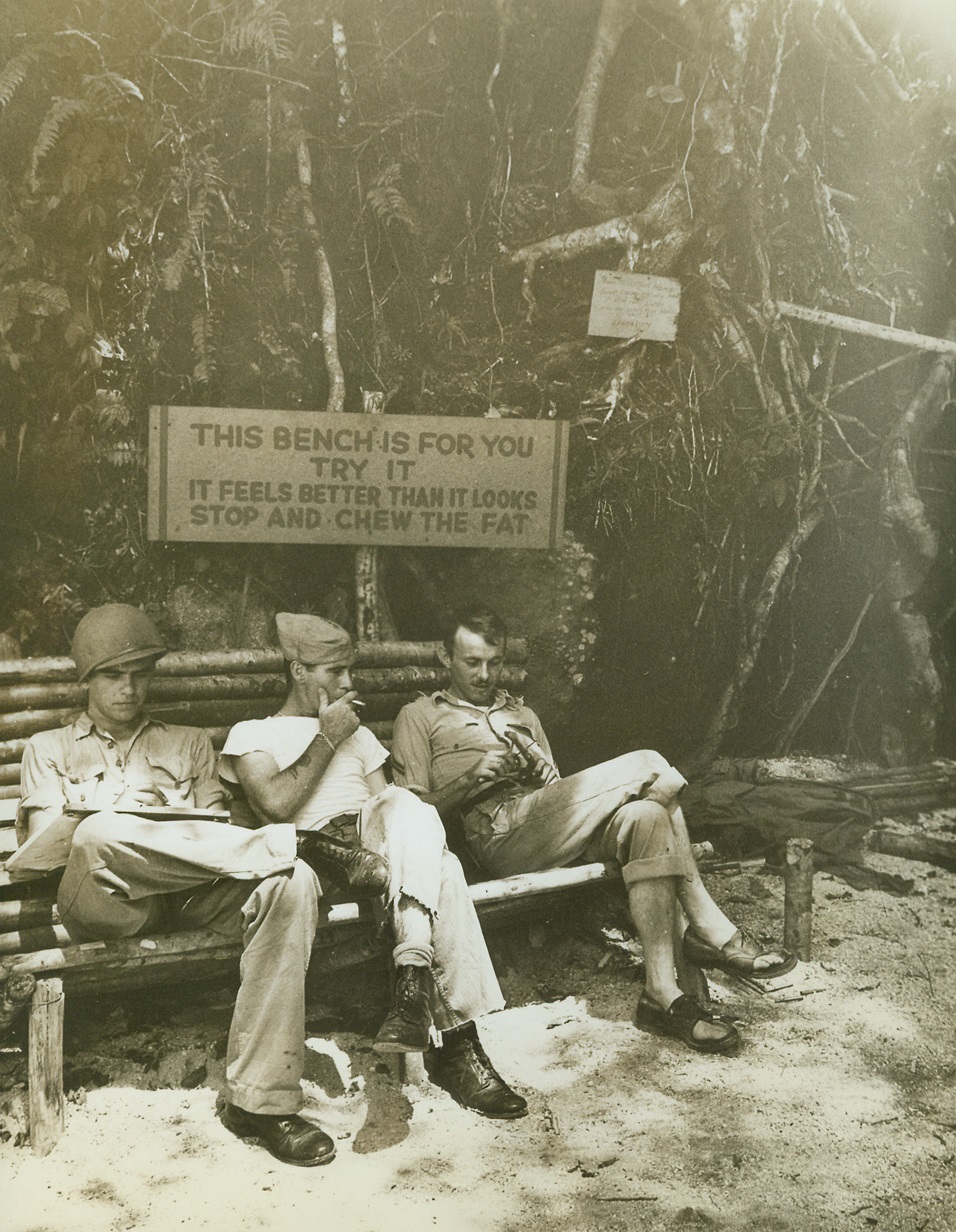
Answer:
[
  {"xmin": 71, "ymin": 604, "xmax": 167, "ymax": 682},
  {"xmin": 276, "ymin": 612, "xmax": 353, "ymax": 665}
]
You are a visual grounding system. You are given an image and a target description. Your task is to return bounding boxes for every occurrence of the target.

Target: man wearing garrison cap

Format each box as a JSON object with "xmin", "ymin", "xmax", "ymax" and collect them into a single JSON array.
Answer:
[
  {"xmin": 17, "ymin": 603, "xmax": 384, "ymax": 1168},
  {"xmin": 220, "ymin": 612, "xmax": 527, "ymax": 1121}
]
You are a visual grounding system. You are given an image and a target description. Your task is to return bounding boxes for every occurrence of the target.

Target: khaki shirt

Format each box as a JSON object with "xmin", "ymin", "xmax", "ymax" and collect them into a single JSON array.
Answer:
[
  {"xmin": 391, "ymin": 690, "xmax": 557, "ymax": 820},
  {"xmin": 18, "ymin": 713, "xmax": 228, "ymax": 843}
]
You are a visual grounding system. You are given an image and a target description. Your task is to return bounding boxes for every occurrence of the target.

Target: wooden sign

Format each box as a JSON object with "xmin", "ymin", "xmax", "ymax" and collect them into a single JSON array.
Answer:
[
  {"xmin": 587, "ymin": 271, "xmax": 681, "ymax": 341},
  {"xmin": 148, "ymin": 407, "xmax": 568, "ymax": 549}
]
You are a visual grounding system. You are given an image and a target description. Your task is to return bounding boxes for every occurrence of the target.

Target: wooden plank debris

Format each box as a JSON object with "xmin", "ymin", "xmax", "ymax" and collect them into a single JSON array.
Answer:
[{"xmin": 777, "ymin": 301, "xmax": 956, "ymax": 355}]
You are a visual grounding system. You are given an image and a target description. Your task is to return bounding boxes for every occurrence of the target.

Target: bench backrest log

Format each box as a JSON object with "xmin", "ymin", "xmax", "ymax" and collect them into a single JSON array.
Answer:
[
  {"xmin": 0, "ymin": 640, "xmax": 529, "ymax": 941},
  {"xmin": 0, "ymin": 639, "xmax": 529, "ymax": 836}
]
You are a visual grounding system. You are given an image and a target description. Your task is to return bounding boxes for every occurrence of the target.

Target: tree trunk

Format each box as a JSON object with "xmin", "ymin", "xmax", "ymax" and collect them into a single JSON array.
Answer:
[{"xmin": 878, "ymin": 333, "xmax": 956, "ymax": 761}]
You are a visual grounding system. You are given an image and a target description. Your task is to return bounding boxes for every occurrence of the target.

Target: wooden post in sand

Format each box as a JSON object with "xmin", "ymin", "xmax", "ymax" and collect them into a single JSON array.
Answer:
[
  {"xmin": 28, "ymin": 976, "xmax": 64, "ymax": 1155},
  {"xmin": 783, "ymin": 838, "xmax": 814, "ymax": 961}
]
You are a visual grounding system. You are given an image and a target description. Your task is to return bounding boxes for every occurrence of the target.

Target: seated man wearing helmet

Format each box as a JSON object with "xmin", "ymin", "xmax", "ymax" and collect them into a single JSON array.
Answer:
[{"xmin": 17, "ymin": 603, "xmax": 394, "ymax": 1168}]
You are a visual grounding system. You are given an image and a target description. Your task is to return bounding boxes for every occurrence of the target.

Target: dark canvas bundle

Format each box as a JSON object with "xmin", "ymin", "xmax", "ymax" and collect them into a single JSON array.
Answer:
[{"xmin": 682, "ymin": 763, "xmax": 908, "ymax": 892}]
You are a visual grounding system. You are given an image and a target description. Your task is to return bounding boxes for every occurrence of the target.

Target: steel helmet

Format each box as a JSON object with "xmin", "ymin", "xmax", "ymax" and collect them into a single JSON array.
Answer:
[{"xmin": 70, "ymin": 604, "xmax": 167, "ymax": 682}]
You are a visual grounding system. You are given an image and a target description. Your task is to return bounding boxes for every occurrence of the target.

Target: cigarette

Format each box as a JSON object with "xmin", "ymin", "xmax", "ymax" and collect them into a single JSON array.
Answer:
[{"xmin": 352, "ymin": 699, "xmax": 366, "ymax": 708}]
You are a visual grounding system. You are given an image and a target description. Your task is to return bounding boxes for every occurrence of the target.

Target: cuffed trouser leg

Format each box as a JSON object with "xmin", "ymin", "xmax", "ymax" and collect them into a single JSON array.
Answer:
[
  {"xmin": 467, "ymin": 751, "xmax": 686, "ymax": 880},
  {"xmin": 57, "ymin": 812, "xmax": 298, "ymax": 941},
  {"xmin": 359, "ymin": 786, "xmax": 504, "ymax": 1030},
  {"xmin": 582, "ymin": 798, "xmax": 684, "ymax": 886}
]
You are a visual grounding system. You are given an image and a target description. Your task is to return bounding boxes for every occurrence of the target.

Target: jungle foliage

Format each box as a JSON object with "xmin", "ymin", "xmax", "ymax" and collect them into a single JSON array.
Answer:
[{"xmin": 1, "ymin": 0, "xmax": 954, "ymax": 765}]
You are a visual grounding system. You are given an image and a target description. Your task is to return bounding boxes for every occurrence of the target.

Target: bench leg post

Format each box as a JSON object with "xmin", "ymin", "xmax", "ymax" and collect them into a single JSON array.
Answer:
[
  {"xmin": 28, "ymin": 976, "xmax": 65, "ymax": 1156},
  {"xmin": 399, "ymin": 1051, "xmax": 428, "ymax": 1087}
]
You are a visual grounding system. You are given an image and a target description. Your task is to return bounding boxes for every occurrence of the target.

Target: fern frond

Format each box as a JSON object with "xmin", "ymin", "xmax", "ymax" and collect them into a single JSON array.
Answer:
[
  {"xmin": 30, "ymin": 97, "xmax": 88, "ymax": 191},
  {"xmin": 366, "ymin": 166, "xmax": 418, "ymax": 233},
  {"xmin": 82, "ymin": 71, "xmax": 144, "ymax": 108},
  {"xmin": 227, "ymin": 1, "xmax": 293, "ymax": 63},
  {"xmin": 12, "ymin": 279, "xmax": 70, "ymax": 316},
  {"xmin": 191, "ymin": 311, "xmax": 216, "ymax": 386},
  {"xmin": 0, "ymin": 50, "xmax": 39, "ymax": 111},
  {"xmin": 161, "ymin": 236, "xmax": 192, "ymax": 292}
]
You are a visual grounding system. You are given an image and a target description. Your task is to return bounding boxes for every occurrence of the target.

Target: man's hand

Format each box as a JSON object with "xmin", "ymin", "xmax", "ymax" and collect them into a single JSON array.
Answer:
[
  {"xmin": 318, "ymin": 688, "xmax": 362, "ymax": 747},
  {"xmin": 467, "ymin": 748, "xmax": 521, "ymax": 790},
  {"xmin": 114, "ymin": 783, "xmax": 169, "ymax": 810}
]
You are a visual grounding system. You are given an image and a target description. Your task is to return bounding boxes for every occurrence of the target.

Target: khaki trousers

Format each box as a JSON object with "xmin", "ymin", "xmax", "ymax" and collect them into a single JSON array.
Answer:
[
  {"xmin": 465, "ymin": 751, "xmax": 688, "ymax": 886},
  {"xmin": 357, "ymin": 785, "xmax": 504, "ymax": 1030},
  {"xmin": 58, "ymin": 813, "xmax": 318, "ymax": 1116}
]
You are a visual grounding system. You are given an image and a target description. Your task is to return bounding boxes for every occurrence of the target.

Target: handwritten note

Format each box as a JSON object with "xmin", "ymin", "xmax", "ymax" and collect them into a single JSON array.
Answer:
[{"xmin": 587, "ymin": 271, "xmax": 681, "ymax": 341}]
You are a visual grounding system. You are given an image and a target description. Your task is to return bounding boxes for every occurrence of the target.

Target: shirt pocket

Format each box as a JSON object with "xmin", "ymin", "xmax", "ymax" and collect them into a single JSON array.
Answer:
[
  {"xmin": 144, "ymin": 753, "xmax": 197, "ymax": 805},
  {"xmin": 431, "ymin": 721, "xmax": 481, "ymax": 755},
  {"xmin": 62, "ymin": 770, "xmax": 107, "ymax": 807}
]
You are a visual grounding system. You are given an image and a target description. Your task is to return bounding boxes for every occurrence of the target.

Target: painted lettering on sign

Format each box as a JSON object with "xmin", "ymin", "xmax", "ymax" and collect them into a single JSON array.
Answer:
[{"xmin": 148, "ymin": 408, "xmax": 567, "ymax": 549}]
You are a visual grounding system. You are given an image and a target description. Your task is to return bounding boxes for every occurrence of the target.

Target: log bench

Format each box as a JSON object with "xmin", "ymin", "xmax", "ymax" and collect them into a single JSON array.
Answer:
[{"xmin": 0, "ymin": 639, "xmax": 628, "ymax": 1155}]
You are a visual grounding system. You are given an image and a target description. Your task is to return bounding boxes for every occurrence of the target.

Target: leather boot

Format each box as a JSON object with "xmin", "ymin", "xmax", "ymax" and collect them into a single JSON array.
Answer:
[
  {"xmin": 221, "ymin": 1103, "xmax": 336, "ymax": 1166},
  {"xmin": 296, "ymin": 830, "xmax": 389, "ymax": 898},
  {"xmin": 425, "ymin": 1022, "xmax": 528, "ymax": 1119},
  {"xmin": 373, "ymin": 964, "xmax": 433, "ymax": 1053}
]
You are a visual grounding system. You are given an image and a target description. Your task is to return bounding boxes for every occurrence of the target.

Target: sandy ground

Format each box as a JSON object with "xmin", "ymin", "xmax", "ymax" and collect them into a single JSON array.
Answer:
[{"xmin": 2, "ymin": 820, "xmax": 955, "ymax": 1232}]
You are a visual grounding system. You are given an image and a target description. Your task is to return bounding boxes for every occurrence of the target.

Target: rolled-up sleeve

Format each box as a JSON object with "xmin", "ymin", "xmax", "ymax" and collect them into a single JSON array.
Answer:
[
  {"xmin": 17, "ymin": 735, "xmax": 68, "ymax": 845},
  {"xmin": 390, "ymin": 703, "xmax": 435, "ymax": 796},
  {"xmin": 187, "ymin": 729, "xmax": 230, "ymax": 811}
]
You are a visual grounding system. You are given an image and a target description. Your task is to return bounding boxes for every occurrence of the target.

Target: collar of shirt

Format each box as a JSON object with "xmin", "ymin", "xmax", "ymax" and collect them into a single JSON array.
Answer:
[
  {"xmin": 73, "ymin": 711, "xmax": 165, "ymax": 744},
  {"xmin": 432, "ymin": 688, "xmax": 523, "ymax": 715}
]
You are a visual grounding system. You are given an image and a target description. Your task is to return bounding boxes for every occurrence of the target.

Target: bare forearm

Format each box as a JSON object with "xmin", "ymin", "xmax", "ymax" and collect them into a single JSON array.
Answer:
[
  {"xmin": 238, "ymin": 733, "xmax": 337, "ymax": 824},
  {"xmin": 418, "ymin": 772, "xmax": 480, "ymax": 819}
]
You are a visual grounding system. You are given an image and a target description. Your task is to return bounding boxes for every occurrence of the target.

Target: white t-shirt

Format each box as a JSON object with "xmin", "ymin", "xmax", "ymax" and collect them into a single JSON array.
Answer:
[{"xmin": 219, "ymin": 716, "xmax": 389, "ymax": 830}]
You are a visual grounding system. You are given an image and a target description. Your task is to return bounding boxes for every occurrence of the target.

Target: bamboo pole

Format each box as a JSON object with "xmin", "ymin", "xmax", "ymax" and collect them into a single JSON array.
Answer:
[
  {"xmin": 0, "ymin": 866, "xmax": 621, "ymax": 982},
  {"xmin": 0, "ymin": 737, "xmax": 29, "ymax": 765},
  {"xmin": 28, "ymin": 976, "xmax": 64, "ymax": 1155},
  {"xmin": 0, "ymin": 662, "xmax": 516, "ymax": 711},
  {"xmin": 0, "ymin": 639, "xmax": 528, "ymax": 685},
  {"xmin": 356, "ymin": 390, "xmax": 387, "ymax": 642},
  {"xmin": 0, "ymin": 709, "xmax": 77, "ymax": 741},
  {"xmin": 0, "ymin": 668, "xmax": 529, "ymax": 741},
  {"xmin": 0, "ymin": 899, "xmax": 60, "ymax": 935},
  {"xmin": 0, "ymin": 674, "xmax": 283, "ymax": 711},
  {"xmin": 0, "ymin": 925, "xmax": 71, "ymax": 956},
  {"xmin": 468, "ymin": 861, "xmax": 615, "ymax": 902},
  {"xmin": 776, "ymin": 301, "xmax": 956, "ymax": 355}
]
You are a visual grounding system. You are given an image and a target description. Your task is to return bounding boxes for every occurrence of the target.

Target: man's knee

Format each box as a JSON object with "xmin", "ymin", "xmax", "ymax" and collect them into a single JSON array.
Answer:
[
  {"xmin": 378, "ymin": 787, "xmax": 445, "ymax": 846},
  {"xmin": 607, "ymin": 800, "xmax": 685, "ymax": 886},
  {"xmin": 440, "ymin": 847, "xmax": 466, "ymax": 886},
  {"xmin": 394, "ymin": 786, "xmax": 443, "ymax": 826},
  {"xmin": 615, "ymin": 749, "xmax": 672, "ymax": 779},
  {"xmin": 282, "ymin": 860, "xmax": 322, "ymax": 908},
  {"xmin": 68, "ymin": 811, "xmax": 127, "ymax": 864},
  {"xmin": 609, "ymin": 799, "xmax": 671, "ymax": 853},
  {"xmin": 248, "ymin": 861, "xmax": 321, "ymax": 925}
]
